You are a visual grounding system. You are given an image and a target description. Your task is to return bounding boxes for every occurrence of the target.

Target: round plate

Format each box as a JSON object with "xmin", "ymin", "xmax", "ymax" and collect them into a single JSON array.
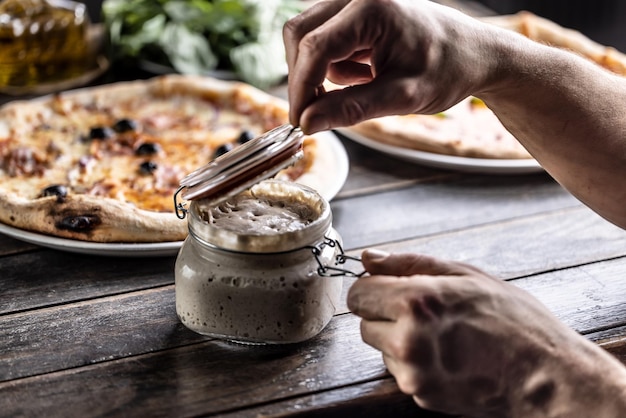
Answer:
[
  {"xmin": 0, "ymin": 55, "xmax": 110, "ymax": 96},
  {"xmin": 0, "ymin": 131, "xmax": 348, "ymax": 257},
  {"xmin": 295, "ymin": 131, "xmax": 349, "ymax": 202},
  {"xmin": 337, "ymin": 127, "xmax": 543, "ymax": 174},
  {"xmin": 0, "ymin": 222, "xmax": 181, "ymax": 257}
]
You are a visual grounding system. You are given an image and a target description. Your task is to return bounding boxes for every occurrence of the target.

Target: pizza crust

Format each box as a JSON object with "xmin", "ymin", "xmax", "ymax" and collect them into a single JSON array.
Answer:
[
  {"xmin": 0, "ymin": 192, "xmax": 186, "ymax": 242},
  {"xmin": 350, "ymin": 98, "xmax": 532, "ymax": 159},
  {"xmin": 481, "ymin": 11, "xmax": 626, "ymax": 76}
]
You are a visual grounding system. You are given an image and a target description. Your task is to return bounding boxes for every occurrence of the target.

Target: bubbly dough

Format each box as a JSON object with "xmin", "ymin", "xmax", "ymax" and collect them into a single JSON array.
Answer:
[{"xmin": 206, "ymin": 193, "xmax": 316, "ymax": 235}]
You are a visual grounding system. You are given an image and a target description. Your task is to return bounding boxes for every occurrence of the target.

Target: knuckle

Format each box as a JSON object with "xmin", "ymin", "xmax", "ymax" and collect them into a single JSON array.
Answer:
[
  {"xmin": 392, "ymin": 369, "xmax": 424, "ymax": 396},
  {"xmin": 282, "ymin": 15, "xmax": 303, "ymax": 40},
  {"xmin": 413, "ymin": 393, "xmax": 444, "ymax": 412},
  {"xmin": 379, "ymin": 79, "xmax": 421, "ymax": 113},
  {"xmin": 398, "ymin": 290, "xmax": 442, "ymax": 321},
  {"xmin": 339, "ymin": 96, "xmax": 368, "ymax": 126},
  {"xmin": 387, "ymin": 332, "xmax": 416, "ymax": 363},
  {"xmin": 299, "ymin": 31, "xmax": 324, "ymax": 55},
  {"xmin": 395, "ymin": 376, "xmax": 420, "ymax": 395},
  {"xmin": 394, "ymin": 81, "xmax": 420, "ymax": 105},
  {"xmin": 346, "ymin": 293, "xmax": 360, "ymax": 314}
]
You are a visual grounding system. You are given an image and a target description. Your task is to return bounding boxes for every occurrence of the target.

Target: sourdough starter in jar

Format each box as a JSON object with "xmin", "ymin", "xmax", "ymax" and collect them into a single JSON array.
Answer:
[{"xmin": 175, "ymin": 180, "xmax": 343, "ymax": 344}]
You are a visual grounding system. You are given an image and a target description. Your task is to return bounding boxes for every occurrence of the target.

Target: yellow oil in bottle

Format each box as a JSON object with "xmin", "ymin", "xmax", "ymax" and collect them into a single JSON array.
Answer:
[{"xmin": 0, "ymin": 0, "xmax": 91, "ymax": 89}]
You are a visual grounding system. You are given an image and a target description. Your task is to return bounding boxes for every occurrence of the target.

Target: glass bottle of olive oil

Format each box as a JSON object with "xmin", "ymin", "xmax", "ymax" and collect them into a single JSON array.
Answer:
[{"xmin": 0, "ymin": 0, "xmax": 91, "ymax": 89}]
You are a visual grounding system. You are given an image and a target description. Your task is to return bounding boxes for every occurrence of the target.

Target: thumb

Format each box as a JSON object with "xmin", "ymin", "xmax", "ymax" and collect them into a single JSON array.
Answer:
[{"xmin": 361, "ymin": 249, "xmax": 467, "ymax": 277}]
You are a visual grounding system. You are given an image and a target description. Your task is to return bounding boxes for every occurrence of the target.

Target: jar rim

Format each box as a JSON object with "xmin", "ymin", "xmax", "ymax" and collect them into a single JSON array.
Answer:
[{"xmin": 188, "ymin": 180, "xmax": 332, "ymax": 253}]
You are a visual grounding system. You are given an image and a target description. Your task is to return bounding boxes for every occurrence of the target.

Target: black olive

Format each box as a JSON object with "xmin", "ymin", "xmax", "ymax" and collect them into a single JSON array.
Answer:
[
  {"xmin": 214, "ymin": 143, "xmax": 234, "ymax": 158},
  {"xmin": 89, "ymin": 126, "xmax": 114, "ymax": 140},
  {"xmin": 237, "ymin": 130, "xmax": 255, "ymax": 144},
  {"xmin": 112, "ymin": 118, "xmax": 137, "ymax": 133},
  {"xmin": 41, "ymin": 184, "xmax": 68, "ymax": 198},
  {"xmin": 139, "ymin": 161, "xmax": 158, "ymax": 175},
  {"xmin": 135, "ymin": 142, "xmax": 160, "ymax": 156},
  {"xmin": 56, "ymin": 214, "xmax": 101, "ymax": 232}
]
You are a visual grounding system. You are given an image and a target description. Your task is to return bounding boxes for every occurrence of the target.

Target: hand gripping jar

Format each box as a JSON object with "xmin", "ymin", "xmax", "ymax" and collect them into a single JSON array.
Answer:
[{"xmin": 174, "ymin": 179, "xmax": 345, "ymax": 344}]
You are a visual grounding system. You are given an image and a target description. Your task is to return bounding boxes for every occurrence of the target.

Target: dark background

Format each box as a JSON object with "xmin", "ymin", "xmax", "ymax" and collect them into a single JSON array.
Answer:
[
  {"xmin": 79, "ymin": 0, "xmax": 625, "ymax": 52},
  {"xmin": 476, "ymin": 0, "xmax": 626, "ymax": 51}
]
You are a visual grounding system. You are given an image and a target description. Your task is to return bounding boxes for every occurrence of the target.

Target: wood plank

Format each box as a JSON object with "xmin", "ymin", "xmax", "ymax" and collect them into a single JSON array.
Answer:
[
  {"xmin": 3, "ymin": 205, "xmax": 625, "ymax": 381},
  {"xmin": 0, "ymin": 287, "xmax": 200, "ymax": 382},
  {"xmin": 342, "ymin": 206, "xmax": 626, "ymax": 280},
  {"xmin": 513, "ymin": 256, "xmax": 626, "ymax": 334},
  {"xmin": 0, "ymin": 234, "xmax": 38, "ymax": 256},
  {"xmin": 584, "ymin": 325, "xmax": 626, "ymax": 365},
  {"xmin": 0, "ymin": 250, "xmax": 175, "ymax": 314},
  {"xmin": 588, "ymin": 324, "xmax": 626, "ymax": 345},
  {"xmin": 3, "ymin": 251, "xmax": 626, "ymax": 383},
  {"xmin": 5, "ymin": 265, "xmax": 626, "ymax": 418},
  {"xmin": 335, "ymin": 206, "xmax": 626, "ymax": 327},
  {"xmin": 333, "ymin": 134, "xmax": 461, "ymax": 198},
  {"xmin": 2, "ymin": 254, "xmax": 625, "ymax": 415},
  {"xmin": 0, "ymin": 314, "xmax": 387, "ymax": 417},
  {"xmin": 218, "ymin": 378, "xmax": 447, "ymax": 418},
  {"xmin": 336, "ymin": 207, "xmax": 626, "ymax": 335},
  {"xmin": 332, "ymin": 173, "xmax": 580, "ymax": 249}
]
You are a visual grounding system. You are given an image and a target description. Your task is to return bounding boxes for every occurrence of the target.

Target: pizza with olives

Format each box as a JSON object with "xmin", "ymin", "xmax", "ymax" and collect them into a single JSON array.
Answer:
[{"xmin": 0, "ymin": 75, "xmax": 323, "ymax": 243}]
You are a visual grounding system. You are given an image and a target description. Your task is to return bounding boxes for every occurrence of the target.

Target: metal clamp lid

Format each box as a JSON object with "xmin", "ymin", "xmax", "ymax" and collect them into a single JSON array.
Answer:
[
  {"xmin": 308, "ymin": 236, "xmax": 365, "ymax": 278},
  {"xmin": 174, "ymin": 124, "xmax": 304, "ymax": 219}
]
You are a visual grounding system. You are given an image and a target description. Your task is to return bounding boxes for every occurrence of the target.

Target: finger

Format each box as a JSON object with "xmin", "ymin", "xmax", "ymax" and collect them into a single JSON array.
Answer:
[
  {"xmin": 327, "ymin": 60, "xmax": 373, "ymax": 86},
  {"xmin": 375, "ymin": 329, "xmax": 441, "ymax": 401},
  {"xmin": 347, "ymin": 275, "xmax": 409, "ymax": 320},
  {"xmin": 283, "ymin": 0, "xmax": 348, "ymax": 74},
  {"xmin": 284, "ymin": 0, "xmax": 350, "ymax": 126},
  {"xmin": 360, "ymin": 318, "xmax": 394, "ymax": 352},
  {"xmin": 288, "ymin": 1, "xmax": 386, "ymax": 129},
  {"xmin": 361, "ymin": 249, "xmax": 470, "ymax": 277},
  {"xmin": 362, "ymin": 320, "xmax": 437, "ymax": 398},
  {"xmin": 298, "ymin": 72, "xmax": 428, "ymax": 133},
  {"xmin": 348, "ymin": 273, "xmax": 450, "ymax": 322},
  {"xmin": 383, "ymin": 353, "xmax": 423, "ymax": 396}
]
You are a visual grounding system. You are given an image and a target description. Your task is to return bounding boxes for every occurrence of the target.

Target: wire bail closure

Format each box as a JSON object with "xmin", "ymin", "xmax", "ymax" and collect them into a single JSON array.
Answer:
[
  {"xmin": 308, "ymin": 236, "xmax": 365, "ymax": 277},
  {"xmin": 174, "ymin": 186, "xmax": 188, "ymax": 219}
]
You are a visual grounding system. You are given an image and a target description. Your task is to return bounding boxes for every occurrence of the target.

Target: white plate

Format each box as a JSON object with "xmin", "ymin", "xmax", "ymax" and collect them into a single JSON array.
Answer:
[
  {"xmin": 0, "ymin": 222, "xmax": 182, "ymax": 257},
  {"xmin": 295, "ymin": 131, "xmax": 349, "ymax": 202},
  {"xmin": 0, "ymin": 131, "xmax": 348, "ymax": 257},
  {"xmin": 336, "ymin": 127, "xmax": 543, "ymax": 174}
]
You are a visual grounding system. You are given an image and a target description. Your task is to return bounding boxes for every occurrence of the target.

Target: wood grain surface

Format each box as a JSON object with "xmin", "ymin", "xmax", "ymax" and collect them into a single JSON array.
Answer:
[{"xmin": 2, "ymin": 1, "xmax": 626, "ymax": 416}]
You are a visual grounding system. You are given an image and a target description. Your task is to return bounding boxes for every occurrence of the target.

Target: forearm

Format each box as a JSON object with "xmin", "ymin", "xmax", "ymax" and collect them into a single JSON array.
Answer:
[
  {"xmin": 477, "ymin": 30, "xmax": 626, "ymax": 228},
  {"xmin": 510, "ymin": 333, "xmax": 626, "ymax": 418}
]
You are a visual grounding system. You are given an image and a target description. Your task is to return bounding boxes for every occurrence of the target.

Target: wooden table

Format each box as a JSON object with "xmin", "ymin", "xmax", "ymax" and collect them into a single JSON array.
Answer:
[
  {"xmin": 3, "ymin": 2, "xmax": 626, "ymax": 417},
  {"xmin": 2, "ymin": 127, "xmax": 626, "ymax": 417}
]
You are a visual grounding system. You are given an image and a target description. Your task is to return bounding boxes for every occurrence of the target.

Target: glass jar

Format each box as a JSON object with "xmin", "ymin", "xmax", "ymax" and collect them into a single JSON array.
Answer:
[
  {"xmin": 0, "ymin": 0, "xmax": 91, "ymax": 90},
  {"xmin": 174, "ymin": 180, "xmax": 344, "ymax": 344}
]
